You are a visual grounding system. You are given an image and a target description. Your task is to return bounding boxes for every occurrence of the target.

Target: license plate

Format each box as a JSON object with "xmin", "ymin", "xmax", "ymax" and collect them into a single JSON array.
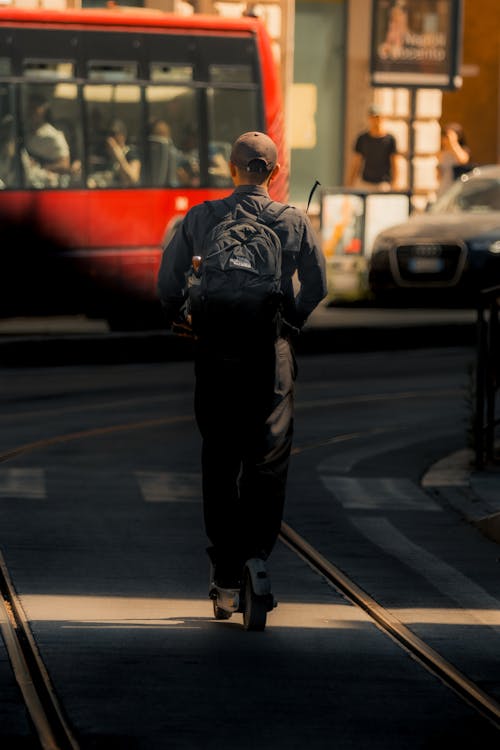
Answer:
[{"xmin": 408, "ymin": 257, "xmax": 444, "ymax": 273}]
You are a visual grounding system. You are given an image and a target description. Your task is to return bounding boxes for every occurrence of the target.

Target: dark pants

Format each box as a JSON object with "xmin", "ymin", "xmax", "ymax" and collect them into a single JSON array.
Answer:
[{"xmin": 194, "ymin": 337, "xmax": 296, "ymax": 581}]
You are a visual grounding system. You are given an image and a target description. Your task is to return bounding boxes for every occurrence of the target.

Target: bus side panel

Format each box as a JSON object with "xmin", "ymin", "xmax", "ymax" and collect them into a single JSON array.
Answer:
[
  {"xmin": 0, "ymin": 191, "xmax": 89, "ymax": 316},
  {"xmin": 65, "ymin": 188, "xmax": 230, "ymax": 318},
  {"xmin": 34, "ymin": 192, "xmax": 90, "ymax": 248},
  {"xmin": 0, "ymin": 11, "xmax": 285, "ymax": 325},
  {"xmin": 0, "ymin": 188, "xmax": 216, "ymax": 318}
]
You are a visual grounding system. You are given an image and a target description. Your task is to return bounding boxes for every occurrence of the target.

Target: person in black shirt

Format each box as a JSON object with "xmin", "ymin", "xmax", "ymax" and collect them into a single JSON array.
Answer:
[
  {"xmin": 157, "ymin": 131, "xmax": 326, "ymax": 590},
  {"xmin": 348, "ymin": 104, "xmax": 400, "ymax": 191}
]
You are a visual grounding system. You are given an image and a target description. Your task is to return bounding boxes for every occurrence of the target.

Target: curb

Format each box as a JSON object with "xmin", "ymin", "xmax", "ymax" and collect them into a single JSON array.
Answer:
[
  {"xmin": 474, "ymin": 513, "xmax": 500, "ymax": 547},
  {"xmin": 421, "ymin": 448, "xmax": 471, "ymax": 489},
  {"xmin": 422, "ymin": 448, "xmax": 500, "ymax": 546}
]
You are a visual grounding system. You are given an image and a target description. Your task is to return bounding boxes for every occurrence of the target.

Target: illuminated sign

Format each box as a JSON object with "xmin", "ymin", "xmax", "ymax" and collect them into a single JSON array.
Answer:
[{"xmin": 371, "ymin": 0, "xmax": 463, "ymax": 89}]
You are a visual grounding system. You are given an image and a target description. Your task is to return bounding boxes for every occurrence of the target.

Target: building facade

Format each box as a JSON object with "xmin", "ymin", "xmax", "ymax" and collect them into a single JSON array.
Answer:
[{"xmin": 344, "ymin": 0, "xmax": 500, "ymax": 208}]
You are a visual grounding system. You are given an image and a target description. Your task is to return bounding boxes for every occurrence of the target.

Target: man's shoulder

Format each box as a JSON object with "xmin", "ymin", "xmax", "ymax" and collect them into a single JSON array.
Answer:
[
  {"xmin": 192, "ymin": 195, "xmax": 233, "ymax": 213},
  {"xmin": 185, "ymin": 198, "xmax": 220, "ymax": 219},
  {"xmin": 267, "ymin": 201, "xmax": 313, "ymax": 247},
  {"xmin": 356, "ymin": 129, "xmax": 370, "ymax": 142},
  {"xmin": 189, "ymin": 192, "xmax": 303, "ymax": 223},
  {"xmin": 183, "ymin": 197, "xmax": 231, "ymax": 233},
  {"xmin": 40, "ymin": 123, "xmax": 67, "ymax": 143},
  {"xmin": 199, "ymin": 192, "xmax": 293, "ymax": 215},
  {"xmin": 272, "ymin": 202, "xmax": 306, "ymax": 229},
  {"xmin": 37, "ymin": 122, "xmax": 57, "ymax": 136}
]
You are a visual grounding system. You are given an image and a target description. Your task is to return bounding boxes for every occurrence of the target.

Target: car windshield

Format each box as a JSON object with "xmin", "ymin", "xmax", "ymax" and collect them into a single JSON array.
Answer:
[{"xmin": 431, "ymin": 176, "xmax": 500, "ymax": 214}]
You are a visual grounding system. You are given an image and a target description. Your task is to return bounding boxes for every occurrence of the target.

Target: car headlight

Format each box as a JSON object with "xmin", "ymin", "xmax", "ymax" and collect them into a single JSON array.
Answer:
[{"xmin": 468, "ymin": 239, "xmax": 500, "ymax": 253}]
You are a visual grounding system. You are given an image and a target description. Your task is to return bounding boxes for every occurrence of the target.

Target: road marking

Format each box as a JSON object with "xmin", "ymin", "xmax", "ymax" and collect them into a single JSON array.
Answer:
[
  {"xmin": 317, "ymin": 428, "xmax": 457, "ymax": 474},
  {"xmin": 135, "ymin": 471, "xmax": 201, "ymax": 503},
  {"xmin": 351, "ymin": 516, "xmax": 500, "ymax": 633},
  {"xmin": 0, "ymin": 414, "xmax": 193, "ymax": 463},
  {"xmin": 320, "ymin": 475, "xmax": 441, "ymax": 511},
  {"xmin": 297, "ymin": 388, "xmax": 463, "ymax": 412},
  {"xmin": 0, "ymin": 468, "xmax": 45, "ymax": 499}
]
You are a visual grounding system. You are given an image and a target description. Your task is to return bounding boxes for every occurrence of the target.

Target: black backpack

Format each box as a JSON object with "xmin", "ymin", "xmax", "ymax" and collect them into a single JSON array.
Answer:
[{"xmin": 186, "ymin": 199, "xmax": 289, "ymax": 350}]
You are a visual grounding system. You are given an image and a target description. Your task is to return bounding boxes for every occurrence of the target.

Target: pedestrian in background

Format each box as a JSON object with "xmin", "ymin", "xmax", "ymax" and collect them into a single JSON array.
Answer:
[
  {"xmin": 348, "ymin": 104, "xmax": 400, "ymax": 192},
  {"xmin": 436, "ymin": 122, "xmax": 471, "ymax": 197}
]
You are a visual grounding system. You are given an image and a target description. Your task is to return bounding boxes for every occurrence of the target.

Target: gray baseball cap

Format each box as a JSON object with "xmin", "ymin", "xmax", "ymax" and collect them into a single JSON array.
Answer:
[{"xmin": 230, "ymin": 131, "xmax": 278, "ymax": 172}]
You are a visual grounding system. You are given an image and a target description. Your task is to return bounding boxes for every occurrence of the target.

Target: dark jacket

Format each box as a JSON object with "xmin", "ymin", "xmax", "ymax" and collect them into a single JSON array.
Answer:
[{"xmin": 157, "ymin": 184, "xmax": 327, "ymax": 331}]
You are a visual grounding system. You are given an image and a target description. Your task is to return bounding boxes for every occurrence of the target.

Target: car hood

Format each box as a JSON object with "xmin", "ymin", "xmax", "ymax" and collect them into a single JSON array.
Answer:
[{"xmin": 377, "ymin": 213, "xmax": 500, "ymax": 243}]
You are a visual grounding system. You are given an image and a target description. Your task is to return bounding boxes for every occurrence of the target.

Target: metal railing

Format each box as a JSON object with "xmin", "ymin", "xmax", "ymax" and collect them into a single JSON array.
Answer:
[{"xmin": 474, "ymin": 285, "xmax": 500, "ymax": 468}]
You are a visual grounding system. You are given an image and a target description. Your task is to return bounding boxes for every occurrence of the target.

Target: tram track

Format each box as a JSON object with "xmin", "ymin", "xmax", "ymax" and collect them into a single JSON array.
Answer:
[
  {"xmin": 0, "ymin": 381, "xmax": 499, "ymax": 744},
  {"xmin": 2, "ymin": 504, "xmax": 500, "ymax": 747},
  {"xmin": 0, "ymin": 553, "xmax": 79, "ymax": 750},
  {"xmin": 279, "ymin": 523, "xmax": 500, "ymax": 732}
]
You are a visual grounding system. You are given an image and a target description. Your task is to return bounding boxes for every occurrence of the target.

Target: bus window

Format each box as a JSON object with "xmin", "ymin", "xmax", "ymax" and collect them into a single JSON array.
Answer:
[
  {"xmin": 88, "ymin": 62, "xmax": 138, "ymax": 83},
  {"xmin": 0, "ymin": 84, "xmax": 18, "ymax": 189},
  {"xmin": 0, "ymin": 58, "xmax": 11, "ymax": 76},
  {"xmin": 206, "ymin": 86, "xmax": 260, "ymax": 188},
  {"xmin": 23, "ymin": 60, "xmax": 75, "ymax": 80},
  {"xmin": 84, "ymin": 83, "xmax": 142, "ymax": 188},
  {"xmin": 20, "ymin": 83, "xmax": 82, "ymax": 189},
  {"xmin": 150, "ymin": 63, "xmax": 193, "ymax": 83},
  {"xmin": 147, "ymin": 116, "xmax": 175, "ymax": 187},
  {"xmin": 209, "ymin": 64, "xmax": 254, "ymax": 84},
  {"xmin": 175, "ymin": 124, "xmax": 200, "ymax": 187},
  {"xmin": 146, "ymin": 85, "xmax": 199, "ymax": 187},
  {"xmin": 0, "ymin": 7, "xmax": 285, "ymax": 327}
]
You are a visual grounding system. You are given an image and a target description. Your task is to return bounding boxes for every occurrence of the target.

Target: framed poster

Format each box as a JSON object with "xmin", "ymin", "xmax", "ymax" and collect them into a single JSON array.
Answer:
[
  {"xmin": 364, "ymin": 192, "xmax": 411, "ymax": 254},
  {"xmin": 371, "ymin": 0, "xmax": 463, "ymax": 89},
  {"xmin": 320, "ymin": 189, "xmax": 411, "ymax": 302},
  {"xmin": 321, "ymin": 193, "xmax": 365, "ymax": 258}
]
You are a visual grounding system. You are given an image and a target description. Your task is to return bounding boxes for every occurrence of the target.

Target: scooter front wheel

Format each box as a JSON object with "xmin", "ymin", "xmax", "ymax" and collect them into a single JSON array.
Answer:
[{"xmin": 242, "ymin": 571, "xmax": 267, "ymax": 631}]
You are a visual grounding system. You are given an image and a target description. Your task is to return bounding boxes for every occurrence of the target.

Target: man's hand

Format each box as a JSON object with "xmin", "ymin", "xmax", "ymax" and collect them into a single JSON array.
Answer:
[{"xmin": 171, "ymin": 313, "xmax": 194, "ymax": 339}]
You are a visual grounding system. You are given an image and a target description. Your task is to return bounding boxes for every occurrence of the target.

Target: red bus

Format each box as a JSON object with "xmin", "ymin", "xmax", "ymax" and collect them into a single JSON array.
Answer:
[{"xmin": 0, "ymin": 6, "xmax": 287, "ymax": 329}]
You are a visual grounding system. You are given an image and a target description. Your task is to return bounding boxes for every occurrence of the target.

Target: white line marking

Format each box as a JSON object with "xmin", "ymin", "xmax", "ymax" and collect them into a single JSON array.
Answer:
[
  {"xmin": 317, "ymin": 429, "xmax": 457, "ymax": 474},
  {"xmin": 320, "ymin": 476, "xmax": 441, "ymax": 511},
  {"xmin": 0, "ymin": 468, "xmax": 45, "ymax": 499},
  {"xmin": 351, "ymin": 516, "xmax": 500, "ymax": 633},
  {"xmin": 135, "ymin": 471, "xmax": 201, "ymax": 503}
]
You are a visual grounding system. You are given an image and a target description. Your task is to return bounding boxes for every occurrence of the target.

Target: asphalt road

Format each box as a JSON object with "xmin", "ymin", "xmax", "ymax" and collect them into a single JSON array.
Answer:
[{"xmin": 1, "ymin": 344, "xmax": 500, "ymax": 748}]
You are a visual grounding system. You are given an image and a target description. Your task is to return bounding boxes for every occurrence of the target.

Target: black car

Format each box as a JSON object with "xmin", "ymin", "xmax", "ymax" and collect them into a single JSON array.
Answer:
[{"xmin": 368, "ymin": 165, "xmax": 500, "ymax": 304}]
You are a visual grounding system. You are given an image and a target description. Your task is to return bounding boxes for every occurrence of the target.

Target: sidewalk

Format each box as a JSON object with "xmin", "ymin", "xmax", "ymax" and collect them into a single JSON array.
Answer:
[
  {"xmin": 422, "ymin": 449, "xmax": 500, "ymax": 545},
  {"xmin": 0, "ymin": 307, "xmax": 478, "ymax": 366}
]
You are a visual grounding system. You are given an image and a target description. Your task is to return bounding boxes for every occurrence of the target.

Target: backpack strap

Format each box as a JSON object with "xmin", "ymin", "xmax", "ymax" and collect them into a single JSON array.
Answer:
[
  {"xmin": 258, "ymin": 200, "xmax": 290, "ymax": 228},
  {"xmin": 200, "ymin": 200, "xmax": 234, "ymax": 258},
  {"xmin": 205, "ymin": 198, "xmax": 289, "ymax": 225}
]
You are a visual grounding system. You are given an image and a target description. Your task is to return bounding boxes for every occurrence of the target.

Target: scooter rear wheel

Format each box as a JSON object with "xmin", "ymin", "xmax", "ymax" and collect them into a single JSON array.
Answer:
[{"xmin": 242, "ymin": 571, "xmax": 267, "ymax": 631}]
